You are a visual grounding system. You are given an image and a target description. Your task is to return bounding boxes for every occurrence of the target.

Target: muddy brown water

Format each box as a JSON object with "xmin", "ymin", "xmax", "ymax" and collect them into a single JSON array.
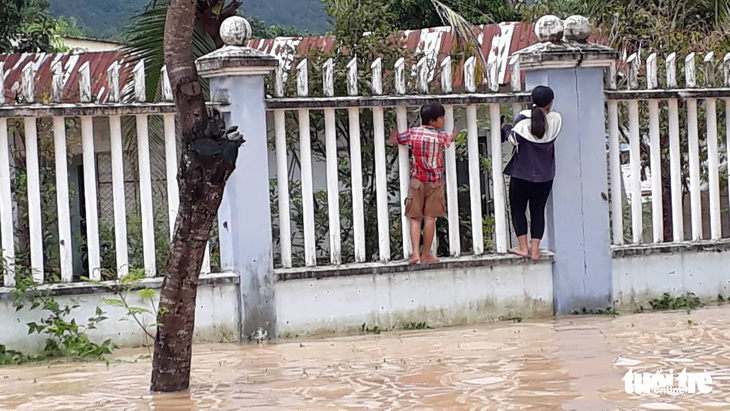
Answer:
[{"xmin": 3, "ymin": 306, "xmax": 730, "ymax": 410}]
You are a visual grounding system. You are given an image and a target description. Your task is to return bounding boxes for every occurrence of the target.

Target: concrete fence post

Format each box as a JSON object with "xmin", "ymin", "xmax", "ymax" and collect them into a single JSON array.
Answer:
[
  {"xmin": 196, "ymin": 16, "xmax": 279, "ymax": 340},
  {"xmin": 514, "ymin": 15, "xmax": 618, "ymax": 314}
]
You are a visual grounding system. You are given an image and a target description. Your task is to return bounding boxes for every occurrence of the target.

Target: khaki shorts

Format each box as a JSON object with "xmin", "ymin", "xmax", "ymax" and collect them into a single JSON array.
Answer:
[{"xmin": 404, "ymin": 178, "xmax": 446, "ymax": 219}]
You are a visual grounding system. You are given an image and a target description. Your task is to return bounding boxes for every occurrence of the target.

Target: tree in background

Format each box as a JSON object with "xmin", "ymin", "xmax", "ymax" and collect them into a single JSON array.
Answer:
[
  {"xmin": 249, "ymin": 16, "xmax": 305, "ymax": 38},
  {"xmin": 50, "ymin": 16, "xmax": 87, "ymax": 52},
  {"xmin": 47, "ymin": 0, "xmax": 326, "ymax": 39},
  {"xmin": 515, "ymin": 0, "xmax": 730, "ymax": 52},
  {"xmin": 54, "ymin": 16, "xmax": 86, "ymax": 38},
  {"xmin": 0, "ymin": 0, "xmax": 95, "ymax": 53},
  {"xmin": 0, "ymin": 0, "xmax": 58, "ymax": 53},
  {"xmin": 389, "ymin": 0, "xmax": 518, "ymax": 30}
]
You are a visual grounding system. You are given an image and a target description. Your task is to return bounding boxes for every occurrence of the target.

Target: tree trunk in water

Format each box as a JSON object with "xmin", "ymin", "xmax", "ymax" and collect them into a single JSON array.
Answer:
[{"xmin": 150, "ymin": 0, "xmax": 237, "ymax": 393}]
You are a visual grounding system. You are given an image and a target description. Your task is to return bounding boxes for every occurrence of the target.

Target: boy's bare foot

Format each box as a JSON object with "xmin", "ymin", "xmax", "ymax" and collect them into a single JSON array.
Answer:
[
  {"xmin": 408, "ymin": 255, "xmax": 420, "ymax": 265},
  {"xmin": 508, "ymin": 247, "xmax": 529, "ymax": 258},
  {"xmin": 421, "ymin": 253, "xmax": 439, "ymax": 263},
  {"xmin": 530, "ymin": 247, "xmax": 541, "ymax": 261}
]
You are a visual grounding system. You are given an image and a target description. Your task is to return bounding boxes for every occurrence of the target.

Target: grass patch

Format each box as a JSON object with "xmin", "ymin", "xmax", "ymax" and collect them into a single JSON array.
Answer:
[
  {"xmin": 360, "ymin": 323, "xmax": 381, "ymax": 335},
  {"xmin": 572, "ymin": 307, "xmax": 619, "ymax": 316},
  {"xmin": 634, "ymin": 292, "xmax": 703, "ymax": 313},
  {"xmin": 401, "ymin": 322, "xmax": 432, "ymax": 330},
  {"xmin": 359, "ymin": 321, "xmax": 435, "ymax": 334}
]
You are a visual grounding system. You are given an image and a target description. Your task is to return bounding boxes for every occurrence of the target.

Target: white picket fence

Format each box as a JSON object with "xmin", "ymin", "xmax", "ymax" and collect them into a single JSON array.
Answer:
[
  {"xmin": 3, "ymin": 46, "xmax": 730, "ymax": 284},
  {"xmin": 0, "ymin": 59, "xmax": 214, "ymax": 287},
  {"xmin": 266, "ymin": 55, "xmax": 528, "ymax": 268},
  {"xmin": 268, "ymin": 50, "xmax": 730, "ymax": 269},
  {"xmin": 606, "ymin": 51, "xmax": 730, "ymax": 245}
]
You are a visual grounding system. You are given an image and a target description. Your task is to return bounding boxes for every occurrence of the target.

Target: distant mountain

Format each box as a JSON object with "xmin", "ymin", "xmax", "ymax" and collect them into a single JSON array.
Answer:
[{"xmin": 49, "ymin": 0, "xmax": 329, "ymax": 39}]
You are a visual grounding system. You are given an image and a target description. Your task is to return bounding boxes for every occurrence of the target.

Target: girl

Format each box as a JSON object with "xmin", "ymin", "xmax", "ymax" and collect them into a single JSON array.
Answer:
[{"xmin": 501, "ymin": 85, "xmax": 562, "ymax": 260}]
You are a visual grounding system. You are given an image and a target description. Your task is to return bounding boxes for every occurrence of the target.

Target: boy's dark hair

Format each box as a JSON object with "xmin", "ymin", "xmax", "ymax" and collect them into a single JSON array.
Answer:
[{"xmin": 420, "ymin": 102, "xmax": 446, "ymax": 125}]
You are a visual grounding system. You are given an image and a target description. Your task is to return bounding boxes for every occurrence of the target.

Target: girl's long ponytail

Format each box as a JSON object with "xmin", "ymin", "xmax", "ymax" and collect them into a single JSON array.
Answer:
[
  {"xmin": 530, "ymin": 85, "xmax": 554, "ymax": 140},
  {"xmin": 531, "ymin": 105, "xmax": 546, "ymax": 139}
]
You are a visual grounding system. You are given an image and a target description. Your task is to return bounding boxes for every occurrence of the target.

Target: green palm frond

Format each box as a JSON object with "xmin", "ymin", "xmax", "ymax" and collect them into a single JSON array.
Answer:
[
  {"xmin": 429, "ymin": 0, "xmax": 488, "ymax": 72},
  {"xmin": 714, "ymin": 0, "xmax": 730, "ymax": 30},
  {"xmin": 121, "ymin": 0, "xmax": 217, "ymax": 103},
  {"xmin": 121, "ymin": 3, "xmax": 167, "ymax": 103},
  {"xmin": 118, "ymin": 0, "xmax": 219, "ymax": 179}
]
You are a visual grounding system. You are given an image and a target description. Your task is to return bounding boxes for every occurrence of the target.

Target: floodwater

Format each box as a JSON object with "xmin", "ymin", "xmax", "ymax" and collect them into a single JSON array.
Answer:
[{"xmin": 2, "ymin": 307, "xmax": 730, "ymax": 410}]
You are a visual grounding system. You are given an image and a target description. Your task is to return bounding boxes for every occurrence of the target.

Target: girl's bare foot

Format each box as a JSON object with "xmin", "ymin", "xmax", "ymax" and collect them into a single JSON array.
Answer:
[
  {"xmin": 530, "ymin": 247, "xmax": 541, "ymax": 261},
  {"xmin": 421, "ymin": 253, "xmax": 439, "ymax": 263},
  {"xmin": 408, "ymin": 255, "xmax": 420, "ymax": 265},
  {"xmin": 508, "ymin": 247, "xmax": 529, "ymax": 258}
]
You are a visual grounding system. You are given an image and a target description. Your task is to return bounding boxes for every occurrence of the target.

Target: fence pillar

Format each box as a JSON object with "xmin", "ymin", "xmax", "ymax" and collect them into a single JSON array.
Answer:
[
  {"xmin": 514, "ymin": 15, "xmax": 618, "ymax": 314},
  {"xmin": 196, "ymin": 16, "xmax": 279, "ymax": 340}
]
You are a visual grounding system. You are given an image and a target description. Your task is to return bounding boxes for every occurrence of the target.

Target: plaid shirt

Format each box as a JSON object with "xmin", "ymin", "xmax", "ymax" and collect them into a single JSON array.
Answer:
[{"xmin": 396, "ymin": 126, "xmax": 449, "ymax": 183}]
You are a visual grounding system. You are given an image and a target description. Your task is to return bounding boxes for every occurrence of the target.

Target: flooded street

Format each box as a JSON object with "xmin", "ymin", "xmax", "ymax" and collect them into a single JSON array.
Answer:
[{"xmin": 2, "ymin": 306, "xmax": 730, "ymax": 410}]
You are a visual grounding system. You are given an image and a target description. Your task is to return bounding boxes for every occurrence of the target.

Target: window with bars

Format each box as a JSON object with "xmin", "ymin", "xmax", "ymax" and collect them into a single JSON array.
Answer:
[{"xmin": 96, "ymin": 152, "xmax": 141, "ymax": 224}]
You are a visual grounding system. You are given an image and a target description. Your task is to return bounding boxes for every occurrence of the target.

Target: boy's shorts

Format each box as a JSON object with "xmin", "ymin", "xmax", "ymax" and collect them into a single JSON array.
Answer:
[{"xmin": 404, "ymin": 177, "xmax": 446, "ymax": 218}]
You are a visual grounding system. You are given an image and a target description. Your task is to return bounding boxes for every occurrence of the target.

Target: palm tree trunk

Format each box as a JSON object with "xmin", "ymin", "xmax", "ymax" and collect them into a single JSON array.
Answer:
[{"xmin": 150, "ymin": 0, "xmax": 236, "ymax": 393}]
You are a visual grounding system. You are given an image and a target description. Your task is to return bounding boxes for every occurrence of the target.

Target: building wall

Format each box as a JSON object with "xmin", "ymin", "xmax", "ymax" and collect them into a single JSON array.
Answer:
[{"xmin": 58, "ymin": 37, "xmax": 125, "ymax": 53}]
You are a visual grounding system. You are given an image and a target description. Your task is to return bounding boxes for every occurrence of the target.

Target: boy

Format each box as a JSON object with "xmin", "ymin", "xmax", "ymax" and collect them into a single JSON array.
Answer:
[{"xmin": 389, "ymin": 102, "xmax": 458, "ymax": 265}]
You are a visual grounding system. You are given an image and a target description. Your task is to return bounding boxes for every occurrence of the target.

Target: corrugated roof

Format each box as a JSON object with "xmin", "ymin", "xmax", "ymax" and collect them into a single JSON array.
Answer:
[
  {"xmin": 246, "ymin": 22, "xmax": 543, "ymax": 89},
  {"xmin": 0, "ymin": 22, "xmax": 610, "ymax": 103},
  {"xmin": 0, "ymin": 51, "xmax": 132, "ymax": 104}
]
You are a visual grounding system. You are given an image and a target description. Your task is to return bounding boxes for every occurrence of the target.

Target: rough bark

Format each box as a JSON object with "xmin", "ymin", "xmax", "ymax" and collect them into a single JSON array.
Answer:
[{"xmin": 150, "ymin": 0, "xmax": 237, "ymax": 393}]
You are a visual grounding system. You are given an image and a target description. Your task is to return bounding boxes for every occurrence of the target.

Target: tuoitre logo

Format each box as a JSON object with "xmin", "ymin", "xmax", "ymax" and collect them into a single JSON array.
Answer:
[{"xmin": 623, "ymin": 368, "xmax": 713, "ymax": 395}]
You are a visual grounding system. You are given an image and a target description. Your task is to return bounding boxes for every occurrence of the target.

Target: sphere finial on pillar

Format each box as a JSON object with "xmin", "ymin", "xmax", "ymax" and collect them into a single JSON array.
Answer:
[
  {"xmin": 563, "ymin": 15, "xmax": 591, "ymax": 42},
  {"xmin": 196, "ymin": 14, "xmax": 277, "ymax": 79},
  {"xmin": 535, "ymin": 15, "xmax": 564, "ymax": 42},
  {"xmin": 220, "ymin": 16, "xmax": 252, "ymax": 47},
  {"xmin": 514, "ymin": 14, "xmax": 616, "ymax": 70}
]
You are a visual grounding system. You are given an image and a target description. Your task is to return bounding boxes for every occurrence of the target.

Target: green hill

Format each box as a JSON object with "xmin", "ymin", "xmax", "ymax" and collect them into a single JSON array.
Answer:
[{"xmin": 49, "ymin": 0, "xmax": 329, "ymax": 39}]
